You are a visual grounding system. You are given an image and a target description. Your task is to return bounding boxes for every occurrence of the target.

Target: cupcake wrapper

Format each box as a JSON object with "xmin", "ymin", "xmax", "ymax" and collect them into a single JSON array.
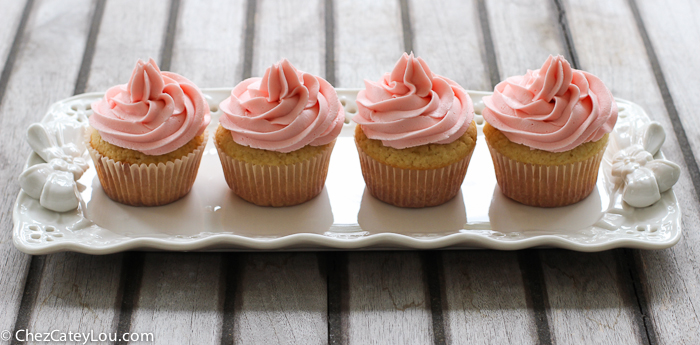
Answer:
[
  {"xmin": 86, "ymin": 132, "xmax": 207, "ymax": 207},
  {"xmin": 356, "ymin": 147, "xmax": 474, "ymax": 208},
  {"xmin": 215, "ymin": 140, "xmax": 335, "ymax": 207},
  {"xmin": 487, "ymin": 145, "xmax": 605, "ymax": 208}
]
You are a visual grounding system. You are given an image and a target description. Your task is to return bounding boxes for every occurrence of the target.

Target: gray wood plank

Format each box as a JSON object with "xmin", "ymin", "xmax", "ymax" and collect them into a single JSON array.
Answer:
[
  {"xmin": 229, "ymin": 1, "xmax": 329, "ymax": 343},
  {"xmin": 626, "ymin": 0, "xmax": 700, "ymax": 343},
  {"xmin": 345, "ymin": 252, "xmax": 433, "ymax": 345},
  {"xmin": 21, "ymin": 0, "xmax": 170, "ymax": 340},
  {"xmin": 0, "ymin": 0, "xmax": 94, "ymax": 336},
  {"xmin": 562, "ymin": 0, "xmax": 700, "ymax": 343},
  {"xmin": 442, "ymin": 251, "xmax": 538, "ymax": 345},
  {"xmin": 129, "ymin": 253, "xmax": 224, "ymax": 344},
  {"xmin": 117, "ymin": 1, "xmax": 243, "ymax": 344},
  {"xmin": 409, "ymin": 0, "xmax": 490, "ymax": 91},
  {"xmin": 0, "ymin": 0, "xmax": 26, "ymax": 66},
  {"xmin": 171, "ymin": 0, "xmax": 246, "ymax": 87},
  {"xmin": 541, "ymin": 251, "xmax": 642, "ymax": 344},
  {"xmin": 234, "ymin": 253, "xmax": 327, "ymax": 344},
  {"xmin": 27, "ymin": 253, "xmax": 123, "ymax": 337},
  {"xmin": 409, "ymin": 1, "xmax": 544, "ymax": 343},
  {"xmin": 485, "ymin": 0, "xmax": 562, "ymax": 79},
  {"xmin": 334, "ymin": 0, "xmax": 402, "ymax": 87},
  {"xmin": 253, "ymin": 0, "xmax": 324, "ymax": 77},
  {"xmin": 334, "ymin": 1, "xmax": 436, "ymax": 343},
  {"xmin": 487, "ymin": 1, "xmax": 646, "ymax": 343},
  {"xmin": 86, "ymin": 0, "xmax": 170, "ymax": 92}
]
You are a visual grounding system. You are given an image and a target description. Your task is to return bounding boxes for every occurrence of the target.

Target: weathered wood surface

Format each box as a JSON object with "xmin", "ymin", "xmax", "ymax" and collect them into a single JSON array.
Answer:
[
  {"xmin": 562, "ymin": 0, "xmax": 700, "ymax": 344},
  {"xmin": 0, "ymin": 0, "xmax": 94, "ymax": 337},
  {"xmin": 20, "ymin": 0, "xmax": 169, "ymax": 341},
  {"xmin": 233, "ymin": 253, "xmax": 327, "ymax": 344},
  {"xmin": 486, "ymin": 0, "xmax": 648, "ymax": 343},
  {"xmin": 627, "ymin": 0, "xmax": 700, "ymax": 343},
  {"xmin": 253, "ymin": 0, "xmax": 325, "ymax": 77},
  {"xmin": 0, "ymin": 0, "xmax": 699, "ymax": 344},
  {"xmin": 441, "ymin": 251, "xmax": 538, "ymax": 344},
  {"xmin": 171, "ymin": 0, "xmax": 245, "ymax": 87},
  {"xmin": 120, "ymin": 1, "xmax": 238, "ymax": 344},
  {"xmin": 226, "ymin": 0, "xmax": 330, "ymax": 343},
  {"xmin": 130, "ymin": 254, "xmax": 224, "ymax": 344},
  {"xmin": 333, "ymin": 1, "xmax": 440, "ymax": 343}
]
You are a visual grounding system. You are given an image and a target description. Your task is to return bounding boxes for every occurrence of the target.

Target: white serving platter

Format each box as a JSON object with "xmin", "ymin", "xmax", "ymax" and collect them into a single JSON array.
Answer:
[{"xmin": 13, "ymin": 89, "xmax": 681, "ymax": 254}]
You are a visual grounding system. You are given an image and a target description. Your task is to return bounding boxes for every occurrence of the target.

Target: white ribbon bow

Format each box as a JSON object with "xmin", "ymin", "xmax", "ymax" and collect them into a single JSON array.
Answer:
[
  {"xmin": 19, "ymin": 123, "xmax": 89, "ymax": 212},
  {"xmin": 611, "ymin": 122, "xmax": 680, "ymax": 208}
]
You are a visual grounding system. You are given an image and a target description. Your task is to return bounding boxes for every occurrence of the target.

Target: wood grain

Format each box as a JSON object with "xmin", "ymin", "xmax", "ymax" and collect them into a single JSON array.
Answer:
[
  {"xmin": 86, "ymin": 0, "xmax": 171, "ymax": 92},
  {"xmin": 542, "ymin": 251, "xmax": 642, "ymax": 344},
  {"xmin": 252, "ymin": 0, "xmax": 325, "ymax": 77},
  {"xmin": 19, "ymin": 0, "xmax": 170, "ymax": 340},
  {"xmin": 225, "ymin": 1, "xmax": 330, "ymax": 343},
  {"xmin": 171, "ymin": 0, "xmax": 246, "ymax": 87},
  {"xmin": 485, "ymin": 0, "xmax": 563, "ymax": 79},
  {"xmin": 333, "ymin": 0, "xmax": 403, "ymax": 87},
  {"xmin": 442, "ymin": 251, "xmax": 538, "ymax": 345},
  {"xmin": 409, "ymin": 0, "xmax": 490, "ymax": 91},
  {"xmin": 403, "ymin": 1, "xmax": 548, "ymax": 343},
  {"xmin": 345, "ymin": 252, "xmax": 433, "ymax": 344},
  {"xmin": 0, "ymin": 0, "xmax": 26, "ymax": 67},
  {"xmin": 333, "ymin": 2, "xmax": 437, "ymax": 343},
  {"xmin": 0, "ymin": 0, "xmax": 94, "ymax": 335},
  {"xmin": 561, "ymin": 0, "xmax": 700, "ymax": 343},
  {"xmin": 128, "ymin": 254, "xmax": 224, "ymax": 344},
  {"xmin": 121, "ymin": 1, "xmax": 245, "ymax": 343},
  {"xmin": 26, "ymin": 253, "xmax": 123, "ymax": 337},
  {"xmin": 487, "ymin": 1, "xmax": 649, "ymax": 343},
  {"xmin": 626, "ymin": 0, "xmax": 700, "ymax": 343},
  {"xmin": 233, "ymin": 253, "xmax": 327, "ymax": 344}
]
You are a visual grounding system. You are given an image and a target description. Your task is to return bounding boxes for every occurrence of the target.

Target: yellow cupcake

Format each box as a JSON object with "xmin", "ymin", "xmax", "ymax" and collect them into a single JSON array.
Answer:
[
  {"xmin": 481, "ymin": 55, "xmax": 618, "ymax": 207},
  {"xmin": 483, "ymin": 123, "xmax": 607, "ymax": 207},
  {"xmin": 354, "ymin": 120, "xmax": 477, "ymax": 170},
  {"xmin": 214, "ymin": 125, "xmax": 335, "ymax": 207},
  {"xmin": 86, "ymin": 59, "xmax": 210, "ymax": 207},
  {"xmin": 352, "ymin": 53, "xmax": 478, "ymax": 208},
  {"xmin": 215, "ymin": 59, "xmax": 344, "ymax": 207}
]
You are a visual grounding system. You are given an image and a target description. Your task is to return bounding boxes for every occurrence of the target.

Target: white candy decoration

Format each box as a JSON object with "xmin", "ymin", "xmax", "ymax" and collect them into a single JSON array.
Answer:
[
  {"xmin": 610, "ymin": 122, "xmax": 681, "ymax": 208},
  {"xmin": 18, "ymin": 123, "xmax": 89, "ymax": 212}
]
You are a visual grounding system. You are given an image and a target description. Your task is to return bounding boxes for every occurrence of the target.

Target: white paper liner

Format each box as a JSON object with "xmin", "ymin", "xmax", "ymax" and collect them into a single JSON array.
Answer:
[
  {"xmin": 86, "ymin": 131, "xmax": 207, "ymax": 207},
  {"xmin": 487, "ymin": 144, "xmax": 606, "ymax": 207},
  {"xmin": 215, "ymin": 140, "xmax": 335, "ymax": 207},
  {"xmin": 356, "ymin": 146, "xmax": 474, "ymax": 208}
]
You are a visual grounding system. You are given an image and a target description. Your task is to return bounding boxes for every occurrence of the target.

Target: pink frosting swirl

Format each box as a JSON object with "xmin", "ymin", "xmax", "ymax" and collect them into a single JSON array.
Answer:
[
  {"xmin": 482, "ymin": 55, "xmax": 618, "ymax": 152},
  {"xmin": 219, "ymin": 59, "xmax": 344, "ymax": 153},
  {"xmin": 90, "ymin": 58, "xmax": 211, "ymax": 155},
  {"xmin": 352, "ymin": 53, "xmax": 473, "ymax": 149}
]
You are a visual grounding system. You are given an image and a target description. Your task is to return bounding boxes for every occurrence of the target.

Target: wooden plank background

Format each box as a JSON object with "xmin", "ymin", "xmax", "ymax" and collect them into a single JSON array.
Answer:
[{"xmin": 0, "ymin": 0, "xmax": 698, "ymax": 344}]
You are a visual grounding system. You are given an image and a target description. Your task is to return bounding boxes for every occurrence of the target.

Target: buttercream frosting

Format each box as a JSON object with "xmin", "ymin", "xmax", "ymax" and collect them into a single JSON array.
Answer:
[
  {"xmin": 218, "ymin": 59, "xmax": 344, "ymax": 153},
  {"xmin": 352, "ymin": 52, "xmax": 473, "ymax": 149},
  {"xmin": 482, "ymin": 55, "xmax": 617, "ymax": 152},
  {"xmin": 90, "ymin": 58, "xmax": 211, "ymax": 156}
]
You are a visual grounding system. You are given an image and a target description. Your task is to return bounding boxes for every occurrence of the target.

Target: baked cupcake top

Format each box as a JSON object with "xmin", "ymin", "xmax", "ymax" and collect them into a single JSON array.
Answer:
[
  {"xmin": 481, "ymin": 55, "xmax": 617, "ymax": 153},
  {"xmin": 218, "ymin": 59, "xmax": 344, "ymax": 153},
  {"xmin": 352, "ymin": 53, "xmax": 474, "ymax": 149},
  {"xmin": 89, "ymin": 59, "xmax": 210, "ymax": 156}
]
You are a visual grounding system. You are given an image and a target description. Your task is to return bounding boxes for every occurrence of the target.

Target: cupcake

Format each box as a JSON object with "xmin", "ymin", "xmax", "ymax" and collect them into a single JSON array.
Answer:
[
  {"xmin": 87, "ymin": 58, "xmax": 211, "ymax": 206},
  {"xmin": 216, "ymin": 58, "xmax": 344, "ymax": 207},
  {"xmin": 481, "ymin": 55, "xmax": 618, "ymax": 207},
  {"xmin": 353, "ymin": 53, "xmax": 477, "ymax": 208}
]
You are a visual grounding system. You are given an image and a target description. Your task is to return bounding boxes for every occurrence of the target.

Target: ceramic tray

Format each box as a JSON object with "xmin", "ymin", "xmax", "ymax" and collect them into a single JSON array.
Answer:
[{"xmin": 12, "ymin": 89, "xmax": 681, "ymax": 254}]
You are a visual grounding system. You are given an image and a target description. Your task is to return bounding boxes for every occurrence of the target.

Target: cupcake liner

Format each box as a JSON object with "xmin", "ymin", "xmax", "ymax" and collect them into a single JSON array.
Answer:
[
  {"xmin": 356, "ymin": 146, "xmax": 474, "ymax": 208},
  {"xmin": 486, "ymin": 144, "xmax": 605, "ymax": 207},
  {"xmin": 215, "ymin": 140, "xmax": 335, "ymax": 207},
  {"xmin": 86, "ymin": 131, "xmax": 207, "ymax": 207}
]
